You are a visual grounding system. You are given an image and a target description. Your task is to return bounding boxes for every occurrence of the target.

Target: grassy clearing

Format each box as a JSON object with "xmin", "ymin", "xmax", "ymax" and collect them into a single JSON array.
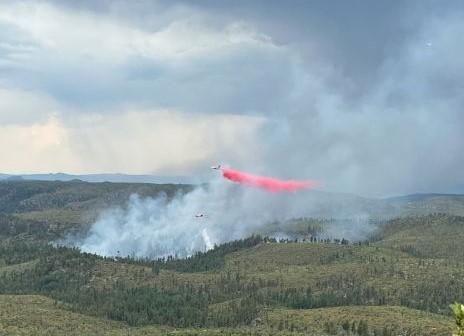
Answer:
[
  {"xmin": 0, "ymin": 294, "xmax": 170, "ymax": 336},
  {"xmin": 0, "ymin": 260, "xmax": 37, "ymax": 275}
]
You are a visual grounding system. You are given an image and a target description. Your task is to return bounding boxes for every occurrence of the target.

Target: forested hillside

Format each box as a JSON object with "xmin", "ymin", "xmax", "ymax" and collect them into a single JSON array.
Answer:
[
  {"xmin": 0, "ymin": 180, "xmax": 192, "ymax": 239},
  {"xmin": 0, "ymin": 181, "xmax": 463, "ymax": 335}
]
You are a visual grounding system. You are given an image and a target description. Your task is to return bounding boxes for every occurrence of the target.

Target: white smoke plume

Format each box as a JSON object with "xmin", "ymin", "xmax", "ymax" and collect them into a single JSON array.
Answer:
[
  {"xmin": 79, "ymin": 180, "xmax": 285, "ymax": 258},
  {"xmin": 78, "ymin": 178, "xmax": 379, "ymax": 258}
]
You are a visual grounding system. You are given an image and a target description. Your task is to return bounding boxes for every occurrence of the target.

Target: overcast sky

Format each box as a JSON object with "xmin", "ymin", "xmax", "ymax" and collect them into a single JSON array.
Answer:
[{"xmin": 0, "ymin": 0, "xmax": 463, "ymax": 196}]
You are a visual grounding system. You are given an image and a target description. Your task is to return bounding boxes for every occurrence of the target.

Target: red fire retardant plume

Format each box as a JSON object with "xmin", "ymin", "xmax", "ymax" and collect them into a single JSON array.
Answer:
[{"xmin": 221, "ymin": 168, "xmax": 320, "ymax": 192}]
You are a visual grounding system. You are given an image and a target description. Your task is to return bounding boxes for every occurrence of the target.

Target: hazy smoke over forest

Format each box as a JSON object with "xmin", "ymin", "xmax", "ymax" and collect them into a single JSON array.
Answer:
[{"xmin": 79, "ymin": 178, "xmax": 376, "ymax": 258}]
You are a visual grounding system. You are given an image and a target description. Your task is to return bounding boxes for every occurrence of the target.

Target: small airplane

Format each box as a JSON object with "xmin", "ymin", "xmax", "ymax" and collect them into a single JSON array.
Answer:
[
  {"xmin": 211, "ymin": 165, "xmax": 221, "ymax": 170},
  {"xmin": 195, "ymin": 213, "xmax": 206, "ymax": 218}
]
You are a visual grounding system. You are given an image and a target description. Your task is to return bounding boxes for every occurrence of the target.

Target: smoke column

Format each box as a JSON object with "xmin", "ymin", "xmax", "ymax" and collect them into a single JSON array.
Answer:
[
  {"xmin": 221, "ymin": 168, "xmax": 319, "ymax": 192},
  {"xmin": 74, "ymin": 180, "xmax": 376, "ymax": 259}
]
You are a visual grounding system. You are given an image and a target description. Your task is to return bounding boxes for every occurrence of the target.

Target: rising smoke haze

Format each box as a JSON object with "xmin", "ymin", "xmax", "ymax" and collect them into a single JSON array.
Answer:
[
  {"xmin": 78, "ymin": 180, "xmax": 294, "ymax": 258},
  {"xmin": 77, "ymin": 177, "xmax": 377, "ymax": 258}
]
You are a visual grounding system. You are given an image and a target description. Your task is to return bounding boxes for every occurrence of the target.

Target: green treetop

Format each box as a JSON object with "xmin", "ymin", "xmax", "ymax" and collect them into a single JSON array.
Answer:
[{"xmin": 450, "ymin": 303, "xmax": 464, "ymax": 336}]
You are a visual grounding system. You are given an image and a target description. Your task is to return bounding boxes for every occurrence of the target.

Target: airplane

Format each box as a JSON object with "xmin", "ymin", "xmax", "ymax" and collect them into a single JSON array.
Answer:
[
  {"xmin": 211, "ymin": 165, "xmax": 221, "ymax": 170},
  {"xmin": 195, "ymin": 213, "xmax": 206, "ymax": 218}
]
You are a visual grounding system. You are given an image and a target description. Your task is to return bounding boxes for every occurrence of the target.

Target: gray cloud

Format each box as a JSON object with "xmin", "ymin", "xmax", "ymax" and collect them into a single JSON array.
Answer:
[
  {"xmin": 256, "ymin": 9, "xmax": 464, "ymax": 196},
  {"xmin": 0, "ymin": 3, "xmax": 295, "ymax": 114},
  {"xmin": 0, "ymin": 1, "xmax": 463, "ymax": 195}
]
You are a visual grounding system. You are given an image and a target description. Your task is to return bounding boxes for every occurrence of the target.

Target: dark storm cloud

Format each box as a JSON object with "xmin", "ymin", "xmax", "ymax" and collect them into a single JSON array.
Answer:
[
  {"xmin": 47, "ymin": 0, "xmax": 413, "ymax": 93},
  {"xmin": 6, "ymin": 0, "xmax": 460, "ymax": 111},
  {"xmin": 180, "ymin": 0, "xmax": 410, "ymax": 87}
]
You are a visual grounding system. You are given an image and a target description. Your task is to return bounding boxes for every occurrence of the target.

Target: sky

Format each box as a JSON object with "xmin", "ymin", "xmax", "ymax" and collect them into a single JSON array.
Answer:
[{"xmin": 0, "ymin": 0, "xmax": 463, "ymax": 196}]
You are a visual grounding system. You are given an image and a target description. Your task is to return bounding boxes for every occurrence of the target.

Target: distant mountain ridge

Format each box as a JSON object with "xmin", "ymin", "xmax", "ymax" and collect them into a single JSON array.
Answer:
[
  {"xmin": 386, "ymin": 193, "xmax": 464, "ymax": 201},
  {"xmin": 1, "ymin": 175, "xmax": 463, "ymax": 217},
  {"xmin": 0, "ymin": 173, "xmax": 195, "ymax": 184}
]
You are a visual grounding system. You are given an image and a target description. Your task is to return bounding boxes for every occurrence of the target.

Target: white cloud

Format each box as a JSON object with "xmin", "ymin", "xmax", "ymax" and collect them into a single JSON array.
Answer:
[
  {"xmin": 0, "ymin": 116, "xmax": 76, "ymax": 173},
  {"xmin": 0, "ymin": 1, "xmax": 292, "ymax": 115},
  {"xmin": 65, "ymin": 109, "xmax": 262, "ymax": 174},
  {"xmin": 0, "ymin": 98, "xmax": 262, "ymax": 174},
  {"xmin": 0, "ymin": 2, "xmax": 277, "ymax": 64},
  {"xmin": 0, "ymin": 88, "xmax": 58, "ymax": 125},
  {"xmin": 0, "ymin": 1, "xmax": 273, "ymax": 175}
]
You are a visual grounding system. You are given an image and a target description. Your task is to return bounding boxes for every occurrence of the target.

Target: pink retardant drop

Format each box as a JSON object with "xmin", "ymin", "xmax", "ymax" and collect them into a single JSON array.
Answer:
[{"xmin": 221, "ymin": 168, "xmax": 320, "ymax": 192}]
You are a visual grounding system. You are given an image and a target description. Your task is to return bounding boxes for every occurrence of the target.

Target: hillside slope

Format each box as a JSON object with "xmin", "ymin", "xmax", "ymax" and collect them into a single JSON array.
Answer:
[
  {"xmin": 0, "ymin": 295, "xmax": 452, "ymax": 336},
  {"xmin": 0, "ymin": 181, "xmax": 463, "ymax": 335}
]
